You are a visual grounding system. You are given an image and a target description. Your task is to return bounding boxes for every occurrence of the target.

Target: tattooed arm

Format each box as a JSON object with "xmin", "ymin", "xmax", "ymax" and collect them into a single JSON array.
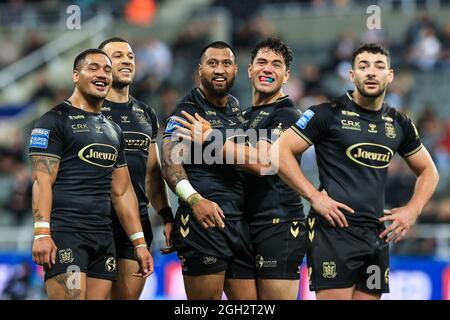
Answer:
[
  {"xmin": 30, "ymin": 155, "xmax": 59, "ymax": 268},
  {"xmin": 161, "ymin": 137, "xmax": 224, "ymax": 229}
]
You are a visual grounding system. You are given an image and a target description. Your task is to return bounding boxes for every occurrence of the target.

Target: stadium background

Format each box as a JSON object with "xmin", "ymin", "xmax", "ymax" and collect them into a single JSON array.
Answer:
[{"xmin": 0, "ymin": 0, "xmax": 449, "ymax": 300}]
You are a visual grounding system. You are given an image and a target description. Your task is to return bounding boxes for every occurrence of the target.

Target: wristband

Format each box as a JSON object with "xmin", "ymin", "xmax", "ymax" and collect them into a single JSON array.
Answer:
[
  {"xmin": 175, "ymin": 179, "xmax": 198, "ymax": 203},
  {"xmin": 34, "ymin": 221, "xmax": 50, "ymax": 236},
  {"xmin": 34, "ymin": 235, "xmax": 51, "ymax": 240},
  {"xmin": 129, "ymin": 232, "xmax": 146, "ymax": 247}
]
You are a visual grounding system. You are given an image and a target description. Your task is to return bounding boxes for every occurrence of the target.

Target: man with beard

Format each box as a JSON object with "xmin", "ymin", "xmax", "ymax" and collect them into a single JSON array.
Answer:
[
  {"xmin": 177, "ymin": 38, "xmax": 310, "ymax": 299},
  {"xmin": 161, "ymin": 41, "xmax": 257, "ymax": 300},
  {"xmin": 98, "ymin": 38, "xmax": 174, "ymax": 300},
  {"xmin": 274, "ymin": 44, "xmax": 439, "ymax": 299},
  {"xmin": 29, "ymin": 49, "xmax": 153, "ymax": 300}
]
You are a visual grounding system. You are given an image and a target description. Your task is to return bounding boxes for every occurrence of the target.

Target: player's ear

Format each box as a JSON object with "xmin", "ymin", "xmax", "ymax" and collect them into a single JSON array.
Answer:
[
  {"xmin": 248, "ymin": 63, "xmax": 252, "ymax": 79},
  {"xmin": 388, "ymin": 68, "xmax": 394, "ymax": 84},
  {"xmin": 72, "ymin": 70, "xmax": 79, "ymax": 84},
  {"xmin": 198, "ymin": 63, "xmax": 202, "ymax": 77},
  {"xmin": 283, "ymin": 69, "xmax": 290, "ymax": 84},
  {"xmin": 349, "ymin": 68, "xmax": 355, "ymax": 83}
]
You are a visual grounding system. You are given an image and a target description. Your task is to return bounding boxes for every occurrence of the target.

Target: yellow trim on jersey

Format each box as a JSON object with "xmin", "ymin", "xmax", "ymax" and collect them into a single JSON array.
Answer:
[
  {"xmin": 403, "ymin": 144, "xmax": 423, "ymax": 158},
  {"xmin": 291, "ymin": 126, "xmax": 313, "ymax": 145},
  {"xmin": 28, "ymin": 152, "xmax": 61, "ymax": 160}
]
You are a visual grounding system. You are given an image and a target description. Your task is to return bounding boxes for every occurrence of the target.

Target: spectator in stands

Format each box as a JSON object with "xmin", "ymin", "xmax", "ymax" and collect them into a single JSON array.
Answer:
[
  {"xmin": 6, "ymin": 164, "xmax": 32, "ymax": 225},
  {"xmin": 407, "ymin": 26, "xmax": 442, "ymax": 71},
  {"xmin": 439, "ymin": 21, "xmax": 450, "ymax": 71}
]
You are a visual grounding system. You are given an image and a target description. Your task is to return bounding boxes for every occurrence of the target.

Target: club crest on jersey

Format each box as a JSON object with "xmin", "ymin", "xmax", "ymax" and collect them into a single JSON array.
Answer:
[
  {"xmin": 30, "ymin": 128, "xmax": 50, "ymax": 149},
  {"xmin": 385, "ymin": 122, "xmax": 396, "ymax": 139},
  {"xmin": 295, "ymin": 110, "xmax": 315, "ymax": 129},
  {"xmin": 164, "ymin": 116, "xmax": 184, "ymax": 134}
]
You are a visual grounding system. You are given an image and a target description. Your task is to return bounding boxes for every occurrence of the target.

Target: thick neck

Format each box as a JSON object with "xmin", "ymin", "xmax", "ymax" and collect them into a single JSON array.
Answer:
[
  {"xmin": 352, "ymin": 89, "xmax": 385, "ymax": 112},
  {"xmin": 252, "ymin": 88, "xmax": 285, "ymax": 106},
  {"xmin": 67, "ymin": 88, "xmax": 103, "ymax": 113},
  {"xmin": 106, "ymin": 83, "xmax": 130, "ymax": 103},
  {"xmin": 199, "ymin": 85, "xmax": 228, "ymax": 107}
]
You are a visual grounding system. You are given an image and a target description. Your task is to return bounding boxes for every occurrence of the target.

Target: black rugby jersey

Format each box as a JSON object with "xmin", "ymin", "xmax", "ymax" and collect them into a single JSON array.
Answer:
[
  {"xmin": 243, "ymin": 96, "xmax": 305, "ymax": 225},
  {"xmin": 101, "ymin": 97, "xmax": 159, "ymax": 217},
  {"xmin": 29, "ymin": 100, "xmax": 127, "ymax": 233},
  {"xmin": 292, "ymin": 91, "xmax": 422, "ymax": 226},
  {"xmin": 163, "ymin": 88, "xmax": 246, "ymax": 219}
]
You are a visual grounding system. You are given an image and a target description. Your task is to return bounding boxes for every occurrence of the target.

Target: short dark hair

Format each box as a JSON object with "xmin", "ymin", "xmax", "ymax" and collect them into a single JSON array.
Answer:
[
  {"xmin": 351, "ymin": 43, "xmax": 391, "ymax": 68},
  {"xmin": 251, "ymin": 37, "xmax": 293, "ymax": 69},
  {"xmin": 73, "ymin": 48, "xmax": 111, "ymax": 71},
  {"xmin": 98, "ymin": 37, "xmax": 129, "ymax": 50},
  {"xmin": 199, "ymin": 41, "xmax": 236, "ymax": 63}
]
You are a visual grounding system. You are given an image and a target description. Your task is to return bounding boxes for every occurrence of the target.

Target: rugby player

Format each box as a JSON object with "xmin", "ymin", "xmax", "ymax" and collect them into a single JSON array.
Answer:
[
  {"xmin": 275, "ymin": 44, "xmax": 439, "ymax": 299},
  {"xmin": 99, "ymin": 37, "xmax": 174, "ymax": 300},
  {"xmin": 161, "ymin": 41, "xmax": 257, "ymax": 300},
  {"xmin": 29, "ymin": 49, "xmax": 153, "ymax": 300}
]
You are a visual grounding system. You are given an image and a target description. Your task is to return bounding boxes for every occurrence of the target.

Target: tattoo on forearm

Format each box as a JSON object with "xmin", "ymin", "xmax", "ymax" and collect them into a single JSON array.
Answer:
[
  {"xmin": 52, "ymin": 273, "xmax": 81, "ymax": 300},
  {"xmin": 188, "ymin": 194, "xmax": 201, "ymax": 206},
  {"xmin": 161, "ymin": 139, "xmax": 188, "ymax": 190},
  {"xmin": 31, "ymin": 156, "xmax": 59, "ymax": 176},
  {"xmin": 33, "ymin": 209, "xmax": 44, "ymax": 222}
]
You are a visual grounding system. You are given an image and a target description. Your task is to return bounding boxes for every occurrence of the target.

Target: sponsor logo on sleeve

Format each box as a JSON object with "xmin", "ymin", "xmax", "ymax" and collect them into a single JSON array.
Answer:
[
  {"xmin": 30, "ymin": 128, "xmax": 50, "ymax": 149},
  {"xmin": 164, "ymin": 116, "xmax": 184, "ymax": 135},
  {"xmin": 295, "ymin": 110, "xmax": 315, "ymax": 129}
]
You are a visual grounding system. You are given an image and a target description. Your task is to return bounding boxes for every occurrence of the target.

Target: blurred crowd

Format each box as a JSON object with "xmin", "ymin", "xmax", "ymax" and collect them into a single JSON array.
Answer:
[{"xmin": 0, "ymin": 0, "xmax": 449, "ymax": 259}]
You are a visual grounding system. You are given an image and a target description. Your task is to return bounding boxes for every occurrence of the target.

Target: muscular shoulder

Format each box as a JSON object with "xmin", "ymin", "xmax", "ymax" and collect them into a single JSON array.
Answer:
[
  {"xmin": 307, "ymin": 100, "xmax": 340, "ymax": 119},
  {"xmin": 36, "ymin": 102, "xmax": 70, "ymax": 125}
]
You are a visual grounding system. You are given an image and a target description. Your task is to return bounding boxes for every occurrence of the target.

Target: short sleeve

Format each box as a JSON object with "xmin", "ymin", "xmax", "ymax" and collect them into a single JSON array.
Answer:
[
  {"xmin": 29, "ymin": 110, "xmax": 65, "ymax": 159},
  {"xmin": 162, "ymin": 103, "xmax": 198, "ymax": 139},
  {"xmin": 259, "ymin": 108, "xmax": 301, "ymax": 143},
  {"xmin": 397, "ymin": 115, "xmax": 423, "ymax": 158},
  {"xmin": 114, "ymin": 125, "xmax": 128, "ymax": 168},
  {"xmin": 291, "ymin": 104, "xmax": 329, "ymax": 145},
  {"xmin": 146, "ymin": 105, "xmax": 159, "ymax": 143}
]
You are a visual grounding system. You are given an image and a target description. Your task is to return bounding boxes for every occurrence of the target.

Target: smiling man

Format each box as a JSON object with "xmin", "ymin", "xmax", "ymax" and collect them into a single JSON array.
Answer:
[
  {"xmin": 161, "ymin": 41, "xmax": 256, "ymax": 300},
  {"xmin": 275, "ymin": 44, "xmax": 439, "ymax": 300},
  {"xmin": 98, "ymin": 37, "xmax": 174, "ymax": 300},
  {"xmin": 29, "ymin": 48, "xmax": 153, "ymax": 300}
]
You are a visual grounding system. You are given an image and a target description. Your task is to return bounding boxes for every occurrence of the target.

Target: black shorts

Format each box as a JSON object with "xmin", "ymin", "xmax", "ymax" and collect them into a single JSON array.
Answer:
[
  {"xmin": 173, "ymin": 210, "xmax": 255, "ymax": 279},
  {"xmin": 44, "ymin": 231, "xmax": 117, "ymax": 282},
  {"xmin": 112, "ymin": 214, "xmax": 153, "ymax": 261},
  {"xmin": 307, "ymin": 214, "xmax": 390, "ymax": 294},
  {"xmin": 251, "ymin": 220, "xmax": 307, "ymax": 280}
]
